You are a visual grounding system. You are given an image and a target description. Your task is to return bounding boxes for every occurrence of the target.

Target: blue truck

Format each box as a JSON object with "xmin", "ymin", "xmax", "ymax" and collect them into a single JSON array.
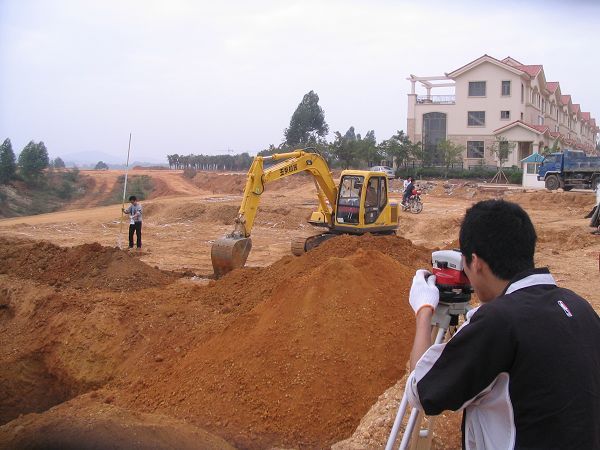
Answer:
[{"xmin": 537, "ymin": 149, "xmax": 600, "ymax": 191}]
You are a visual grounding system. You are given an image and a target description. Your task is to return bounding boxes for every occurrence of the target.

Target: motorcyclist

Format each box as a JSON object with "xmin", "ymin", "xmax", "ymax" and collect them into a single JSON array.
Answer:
[{"xmin": 402, "ymin": 176, "xmax": 414, "ymax": 206}]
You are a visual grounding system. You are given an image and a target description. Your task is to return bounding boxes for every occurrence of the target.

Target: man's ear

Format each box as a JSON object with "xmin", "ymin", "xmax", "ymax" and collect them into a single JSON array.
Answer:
[{"xmin": 471, "ymin": 253, "xmax": 491, "ymax": 276}]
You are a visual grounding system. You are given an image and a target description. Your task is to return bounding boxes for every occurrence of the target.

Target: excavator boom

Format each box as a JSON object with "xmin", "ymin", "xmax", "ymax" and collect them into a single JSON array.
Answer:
[{"xmin": 211, "ymin": 150, "xmax": 337, "ymax": 277}]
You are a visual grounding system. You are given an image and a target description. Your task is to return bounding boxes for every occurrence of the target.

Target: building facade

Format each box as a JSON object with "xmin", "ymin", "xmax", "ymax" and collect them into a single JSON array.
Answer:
[{"xmin": 407, "ymin": 55, "xmax": 599, "ymax": 168}]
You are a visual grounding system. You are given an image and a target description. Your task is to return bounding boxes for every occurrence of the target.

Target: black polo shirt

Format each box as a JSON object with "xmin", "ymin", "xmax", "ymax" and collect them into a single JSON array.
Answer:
[{"xmin": 407, "ymin": 268, "xmax": 600, "ymax": 450}]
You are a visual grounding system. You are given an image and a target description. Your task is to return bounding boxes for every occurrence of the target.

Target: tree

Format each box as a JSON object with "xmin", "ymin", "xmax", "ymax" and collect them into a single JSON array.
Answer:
[
  {"xmin": 378, "ymin": 130, "xmax": 418, "ymax": 169},
  {"xmin": 0, "ymin": 138, "xmax": 17, "ymax": 184},
  {"xmin": 437, "ymin": 139, "xmax": 465, "ymax": 177},
  {"xmin": 284, "ymin": 91, "xmax": 329, "ymax": 147},
  {"xmin": 357, "ymin": 130, "xmax": 382, "ymax": 167},
  {"xmin": 95, "ymin": 161, "xmax": 109, "ymax": 170},
  {"xmin": 53, "ymin": 157, "xmax": 65, "ymax": 169},
  {"xmin": 18, "ymin": 141, "xmax": 49, "ymax": 183},
  {"xmin": 489, "ymin": 136, "xmax": 516, "ymax": 183},
  {"xmin": 330, "ymin": 127, "xmax": 360, "ymax": 169}
]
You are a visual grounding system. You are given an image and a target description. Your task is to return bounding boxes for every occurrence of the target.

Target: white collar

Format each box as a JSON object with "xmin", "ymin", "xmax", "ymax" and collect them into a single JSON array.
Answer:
[{"xmin": 505, "ymin": 273, "xmax": 557, "ymax": 295}]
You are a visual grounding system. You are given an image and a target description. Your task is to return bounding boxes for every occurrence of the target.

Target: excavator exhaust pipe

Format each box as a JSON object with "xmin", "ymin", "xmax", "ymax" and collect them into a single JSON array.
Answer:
[{"xmin": 211, "ymin": 237, "xmax": 252, "ymax": 278}]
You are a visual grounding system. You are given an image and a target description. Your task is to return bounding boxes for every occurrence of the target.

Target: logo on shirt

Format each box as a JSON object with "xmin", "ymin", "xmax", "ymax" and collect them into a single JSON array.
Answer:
[{"xmin": 557, "ymin": 300, "xmax": 573, "ymax": 317}]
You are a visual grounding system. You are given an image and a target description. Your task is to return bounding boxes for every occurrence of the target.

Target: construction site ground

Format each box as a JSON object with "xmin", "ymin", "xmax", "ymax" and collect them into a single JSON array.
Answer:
[{"xmin": 0, "ymin": 169, "xmax": 598, "ymax": 449}]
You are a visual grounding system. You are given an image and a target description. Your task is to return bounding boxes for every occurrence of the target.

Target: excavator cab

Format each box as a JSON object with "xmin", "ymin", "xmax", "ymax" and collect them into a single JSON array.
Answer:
[{"xmin": 334, "ymin": 171, "xmax": 397, "ymax": 233}]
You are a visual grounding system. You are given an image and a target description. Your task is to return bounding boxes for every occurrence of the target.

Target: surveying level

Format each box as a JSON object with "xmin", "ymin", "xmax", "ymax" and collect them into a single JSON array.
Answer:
[{"xmin": 385, "ymin": 251, "xmax": 473, "ymax": 450}]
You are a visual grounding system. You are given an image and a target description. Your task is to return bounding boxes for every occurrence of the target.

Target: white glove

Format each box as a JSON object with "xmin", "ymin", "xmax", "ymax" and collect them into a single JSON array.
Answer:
[{"xmin": 409, "ymin": 269, "xmax": 439, "ymax": 315}]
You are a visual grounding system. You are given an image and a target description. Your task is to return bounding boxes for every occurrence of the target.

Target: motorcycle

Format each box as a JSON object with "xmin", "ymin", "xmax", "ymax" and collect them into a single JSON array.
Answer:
[{"xmin": 402, "ymin": 189, "xmax": 423, "ymax": 214}]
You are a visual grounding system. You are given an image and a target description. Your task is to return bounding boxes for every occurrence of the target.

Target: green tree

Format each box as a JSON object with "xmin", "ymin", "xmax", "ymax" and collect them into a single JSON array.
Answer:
[
  {"xmin": 284, "ymin": 90, "xmax": 329, "ymax": 146},
  {"xmin": 0, "ymin": 138, "xmax": 17, "ymax": 184},
  {"xmin": 358, "ymin": 130, "xmax": 382, "ymax": 167},
  {"xmin": 378, "ymin": 130, "xmax": 417, "ymax": 168},
  {"xmin": 489, "ymin": 136, "xmax": 515, "ymax": 168},
  {"xmin": 95, "ymin": 161, "xmax": 109, "ymax": 170},
  {"xmin": 331, "ymin": 127, "xmax": 361, "ymax": 169},
  {"xmin": 53, "ymin": 157, "xmax": 66, "ymax": 169},
  {"xmin": 18, "ymin": 141, "xmax": 49, "ymax": 183},
  {"xmin": 437, "ymin": 139, "xmax": 466, "ymax": 177},
  {"xmin": 489, "ymin": 136, "xmax": 516, "ymax": 183}
]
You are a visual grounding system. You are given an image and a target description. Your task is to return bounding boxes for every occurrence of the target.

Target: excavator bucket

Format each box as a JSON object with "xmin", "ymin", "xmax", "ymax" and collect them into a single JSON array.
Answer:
[{"xmin": 211, "ymin": 237, "xmax": 252, "ymax": 278}]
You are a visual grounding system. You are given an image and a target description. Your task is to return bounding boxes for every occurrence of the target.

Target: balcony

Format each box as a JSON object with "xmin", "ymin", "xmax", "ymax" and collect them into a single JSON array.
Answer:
[{"xmin": 416, "ymin": 95, "xmax": 455, "ymax": 105}]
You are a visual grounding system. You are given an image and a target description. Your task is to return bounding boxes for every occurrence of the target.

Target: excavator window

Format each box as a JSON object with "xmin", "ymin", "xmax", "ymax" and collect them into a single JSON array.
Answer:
[
  {"xmin": 336, "ymin": 175, "xmax": 363, "ymax": 224},
  {"xmin": 364, "ymin": 176, "xmax": 387, "ymax": 224}
]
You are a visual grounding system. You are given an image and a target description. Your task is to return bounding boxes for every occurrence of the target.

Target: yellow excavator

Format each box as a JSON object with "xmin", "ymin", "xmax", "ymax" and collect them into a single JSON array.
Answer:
[{"xmin": 211, "ymin": 149, "xmax": 399, "ymax": 277}]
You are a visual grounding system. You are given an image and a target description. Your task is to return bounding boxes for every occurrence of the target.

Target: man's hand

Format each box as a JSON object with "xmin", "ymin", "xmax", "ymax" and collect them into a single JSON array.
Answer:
[{"xmin": 409, "ymin": 269, "xmax": 439, "ymax": 315}]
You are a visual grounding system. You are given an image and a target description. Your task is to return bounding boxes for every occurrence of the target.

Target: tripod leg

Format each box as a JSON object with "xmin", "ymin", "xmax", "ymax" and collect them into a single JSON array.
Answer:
[
  {"xmin": 400, "ymin": 408, "xmax": 422, "ymax": 450},
  {"xmin": 385, "ymin": 388, "xmax": 411, "ymax": 450}
]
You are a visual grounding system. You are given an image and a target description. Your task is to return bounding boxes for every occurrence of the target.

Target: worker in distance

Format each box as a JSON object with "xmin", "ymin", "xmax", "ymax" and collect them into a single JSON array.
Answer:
[{"xmin": 406, "ymin": 199, "xmax": 600, "ymax": 449}]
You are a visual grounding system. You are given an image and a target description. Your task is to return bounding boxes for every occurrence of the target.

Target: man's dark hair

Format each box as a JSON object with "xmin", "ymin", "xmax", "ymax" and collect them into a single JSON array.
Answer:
[
  {"xmin": 129, "ymin": 195, "xmax": 137, "ymax": 201},
  {"xmin": 459, "ymin": 199, "xmax": 536, "ymax": 280}
]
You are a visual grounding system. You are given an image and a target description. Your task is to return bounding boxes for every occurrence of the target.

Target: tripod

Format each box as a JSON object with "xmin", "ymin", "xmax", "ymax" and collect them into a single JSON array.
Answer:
[{"xmin": 385, "ymin": 300, "xmax": 471, "ymax": 450}]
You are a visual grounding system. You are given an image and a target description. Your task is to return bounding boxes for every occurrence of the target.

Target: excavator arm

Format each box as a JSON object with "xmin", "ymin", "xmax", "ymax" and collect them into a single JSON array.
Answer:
[{"xmin": 211, "ymin": 150, "xmax": 337, "ymax": 277}]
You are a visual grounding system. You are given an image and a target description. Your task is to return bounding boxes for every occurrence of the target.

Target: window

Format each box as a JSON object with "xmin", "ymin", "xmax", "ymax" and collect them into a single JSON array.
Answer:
[
  {"xmin": 364, "ymin": 176, "xmax": 384, "ymax": 224},
  {"xmin": 501, "ymin": 110, "xmax": 510, "ymax": 120},
  {"xmin": 423, "ymin": 112, "xmax": 447, "ymax": 164},
  {"xmin": 521, "ymin": 84, "xmax": 524, "ymax": 103},
  {"xmin": 526, "ymin": 163, "xmax": 540, "ymax": 174},
  {"xmin": 468, "ymin": 81, "xmax": 486, "ymax": 97},
  {"xmin": 501, "ymin": 81, "xmax": 511, "ymax": 96},
  {"xmin": 520, "ymin": 112, "xmax": 524, "ymax": 120},
  {"xmin": 467, "ymin": 141, "xmax": 484, "ymax": 158},
  {"xmin": 538, "ymin": 115, "xmax": 544, "ymax": 125},
  {"xmin": 468, "ymin": 111, "xmax": 485, "ymax": 126},
  {"xmin": 336, "ymin": 175, "xmax": 363, "ymax": 224}
]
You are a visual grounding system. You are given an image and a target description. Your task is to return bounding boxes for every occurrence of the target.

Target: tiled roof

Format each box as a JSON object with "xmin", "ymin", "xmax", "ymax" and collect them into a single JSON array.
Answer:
[
  {"xmin": 447, "ymin": 54, "xmax": 524, "ymax": 78},
  {"xmin": 549, "ymin": 132, "xmax": 561, "ymax": 138},
  {"xmin": 515, "ymin": 64, "xmax": 543, "ymax": 77},
  {"xmin": 501, "ymin": 56, "xmax": 525, "ymax": 66},
  {"xmin": 493, "ymin": 120, "xmax": 549, "ymax": 134},
  {"xmin": 581, "ymin": 112, "xmax": 591, "ymax": 121},
  {"xmin": 545, "ymin": 82, "xmax": 559, "ymax": 93},
  {"xmin": 530, "ymin": 124, "xmax": 550, "ymax": 133},
  {"xmin": 572, "ymin": 104, "xmax": 581, "ymax": 114},
  {"xmin": 560, "ymin": 95, "xmax": 571, "ymax": 105}
]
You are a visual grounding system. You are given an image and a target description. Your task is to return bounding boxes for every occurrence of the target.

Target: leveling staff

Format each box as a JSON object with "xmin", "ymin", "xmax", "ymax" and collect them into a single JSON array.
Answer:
[{"xmin": 406, "ymin": 200, "xmax": 600, "ymax": 449}]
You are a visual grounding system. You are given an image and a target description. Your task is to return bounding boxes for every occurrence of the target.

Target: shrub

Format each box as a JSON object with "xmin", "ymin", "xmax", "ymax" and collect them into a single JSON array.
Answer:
[{"xmin": 183, "ymin": 167, "xmax": 197, "ymax": 179}]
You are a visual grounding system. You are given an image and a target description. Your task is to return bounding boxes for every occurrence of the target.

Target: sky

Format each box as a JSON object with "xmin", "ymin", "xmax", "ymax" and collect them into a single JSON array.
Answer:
[{"xmin": 1, "ymin": 0, "xmax": 599, "ymax": 164}]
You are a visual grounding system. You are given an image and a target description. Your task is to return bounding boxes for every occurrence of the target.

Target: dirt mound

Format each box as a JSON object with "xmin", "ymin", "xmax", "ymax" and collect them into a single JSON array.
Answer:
[
  {"xmin": 506, "ymin": 190, "xmax": 596, "ymax": 210},
  {"xmin": 145, "ymin": 202, "xmax": 240, "ymax": 224},
  {"xmin": 0, "ymin": 397, "xmax": 233, "ymax": 450},
  {"xmin": 0, "ymin": 234, "xmax": 429, "ymax": 448},
  {"xmin": 537, "ymin": 227, "xmax": 599, "ymax": 250},
  {"xmin": 144, "ymin": 200, "xmax": 313, "ymax": 229},
  {"xmin": 191, "ymin": 171, "xmax": 313, "ymax": 194},
  {"xmin": 116, "ymin": 234, "xmax": 428, "ymax": 448},
  {"xmin": 0, "ymin": 238, "xmax": 175, "ymax": 290}
]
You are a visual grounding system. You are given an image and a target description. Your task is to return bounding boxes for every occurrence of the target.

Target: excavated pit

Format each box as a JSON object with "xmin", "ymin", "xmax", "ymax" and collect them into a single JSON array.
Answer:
[{"xmin": 0, "ymin": 234, "xmax": 431, "ymax": 448}]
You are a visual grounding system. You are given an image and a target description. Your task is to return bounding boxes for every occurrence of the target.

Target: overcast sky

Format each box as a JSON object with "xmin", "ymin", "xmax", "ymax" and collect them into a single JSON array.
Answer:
[{"xmin": 1, "ymin": 0, "xmax": 598, "ymax": 163}]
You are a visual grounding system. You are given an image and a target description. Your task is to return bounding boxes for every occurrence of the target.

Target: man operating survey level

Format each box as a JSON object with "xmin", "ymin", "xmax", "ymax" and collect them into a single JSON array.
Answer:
[{"xmin": 406, "ymin": 199, "xmax": 600, "ymax": 450}]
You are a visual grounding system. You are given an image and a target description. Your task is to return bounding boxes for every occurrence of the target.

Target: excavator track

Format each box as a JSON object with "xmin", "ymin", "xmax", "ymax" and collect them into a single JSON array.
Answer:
[{"xmin": 290, "ymin": 233, "xmax": 338, "ymax": 256}]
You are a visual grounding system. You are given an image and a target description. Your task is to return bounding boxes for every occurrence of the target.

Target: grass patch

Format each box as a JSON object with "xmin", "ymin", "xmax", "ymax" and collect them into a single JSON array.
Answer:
[
  {"xmin": 101, "ymin": 175, "xmax": 154, "ymax": 206},
  {"xmin": 0, "ymin": 169, "xmax": 87, "ymax": 218}
]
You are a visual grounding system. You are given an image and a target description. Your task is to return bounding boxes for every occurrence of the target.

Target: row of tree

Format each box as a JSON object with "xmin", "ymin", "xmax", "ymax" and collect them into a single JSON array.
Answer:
[
  {"xmin": 165, "ymin": 91, "xmax": 472, "ymax": 174},
  {"xmin": 166, "ymin": 153, "xmax": 254, "ymax": 171},
  {"xmin": 0, "ymin": 138, "xmax": 68, "ymax": 185}
]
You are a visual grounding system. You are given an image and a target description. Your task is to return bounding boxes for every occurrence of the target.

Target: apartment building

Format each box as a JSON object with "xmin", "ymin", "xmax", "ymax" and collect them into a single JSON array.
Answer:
[{"xmin": 406, "ymin": 55, "xmax": 599, "ymax": 167}]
